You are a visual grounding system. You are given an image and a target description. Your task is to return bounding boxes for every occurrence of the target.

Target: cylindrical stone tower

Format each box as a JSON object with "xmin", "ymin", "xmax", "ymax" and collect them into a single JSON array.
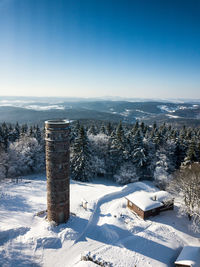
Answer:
[{"xmin": 45, "ymin": 120, "xmax": 70, "ymax": 224}]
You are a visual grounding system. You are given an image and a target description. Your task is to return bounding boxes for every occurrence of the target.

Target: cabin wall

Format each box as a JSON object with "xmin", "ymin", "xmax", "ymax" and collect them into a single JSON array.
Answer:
[
  {"xmin": 127, "ymin": 200, "xmax": 145, "ymax": 219},
  {"xmin": 144, "ymin": 208, "xmax": 160, "ymax": 219},
  {"xmin": 159, "ymin": 202, "xmax": 174, "ymax": 212}
]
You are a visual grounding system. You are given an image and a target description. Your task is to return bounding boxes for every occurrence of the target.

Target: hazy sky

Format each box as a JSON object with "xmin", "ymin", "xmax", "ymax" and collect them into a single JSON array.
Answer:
[{"xmin": 0, "ymin": 0, "xmax": 200, "ymax": 99}]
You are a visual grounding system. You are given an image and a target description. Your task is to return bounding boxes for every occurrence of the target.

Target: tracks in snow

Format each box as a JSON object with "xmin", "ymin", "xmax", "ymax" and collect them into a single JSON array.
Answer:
[{"xmin": 74, "ymin": 183, "xmax": 150, "ymax": 244}]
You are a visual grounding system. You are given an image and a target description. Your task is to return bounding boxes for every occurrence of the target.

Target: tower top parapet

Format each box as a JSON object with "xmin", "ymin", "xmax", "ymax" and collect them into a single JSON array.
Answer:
[
  {"xmin": 45, "ymin": 119, "xmax": 70, "ymax": 142},
  {"xmin": 45, "ymin": 119, "xmax": 69, "ymax": 127}
]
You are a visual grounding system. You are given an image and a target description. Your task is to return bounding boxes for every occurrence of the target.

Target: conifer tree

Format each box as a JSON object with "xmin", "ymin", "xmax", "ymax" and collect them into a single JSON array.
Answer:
[
  {"xmin": 131, "ymin": 129, "xmax": 150, "ymax": 180},
  {"xmin": 106, "ymin": 122, "xmax": 112, "ymax": 136},
  {"xmin": 100, "ymin": 125, "xmax": 106, "ymax": 134},
  {"xmin": 35, "ymin": 125, "xmax": 42, "ymax": 144},
  {"xmin": 14, "ymin": 122, "xmax": 20, "ymax": 140},
  {"xmin": 71, "ymin": 126, "xmax": 93, "ymax": 181},
  {"xmin": 109, "ymin": 122, "xmax": 126, "ymax": 176},
  {"xmin": 116, "ymin": 121, "xmax": 124, "ymax": 143},
  {"xmin": 88, "ymin": 124, "xmax": 97, "ymax": 135},
  {"xmin": 131, "ymin": 121, "xmax": 139, "ymax": 135},
  {"xmin": 1, "ymin": 122, "xmax": 9, "ymax": 150},
  {"xmin": 173, "ymin": 140, "xmax": 183, "ymax": 169},
  {"xmin": 29, "ymin": 126, "xmax": 34, "ymax": 137},
  {"xmin": 184, "ymin": 140, "xmax": 197, "ymax": 165}
]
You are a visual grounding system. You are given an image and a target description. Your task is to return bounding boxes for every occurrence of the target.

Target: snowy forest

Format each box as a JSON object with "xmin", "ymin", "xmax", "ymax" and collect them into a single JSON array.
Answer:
[
  {"xmin": 0, "ymin": 120, "xmax": 200, "ymax": 184},
  {"xmin": 0, "ymin": 120, "xmax": 200, "ymax": 230}
]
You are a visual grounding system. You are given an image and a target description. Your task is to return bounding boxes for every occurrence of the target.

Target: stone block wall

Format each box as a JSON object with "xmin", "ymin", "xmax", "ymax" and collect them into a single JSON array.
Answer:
[{"xmin": 45, "ymin": 120, "xmax": 70, "ymax": 224}]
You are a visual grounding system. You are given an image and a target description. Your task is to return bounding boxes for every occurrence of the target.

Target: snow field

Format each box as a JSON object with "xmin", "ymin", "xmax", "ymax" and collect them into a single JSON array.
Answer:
[{"xmin": 0, "ymin": 175, "xmax": 200, "ymax": 267}]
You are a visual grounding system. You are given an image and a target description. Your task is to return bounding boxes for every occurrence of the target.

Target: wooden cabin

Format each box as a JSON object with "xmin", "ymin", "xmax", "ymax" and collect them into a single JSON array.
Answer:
[
  {"xmin": 175, "ymin": 246, "xmax": 200, "ymax": 267},
  {"xmin": 126, "ymin": 190, "xmax": 174, "ymax": 219}
]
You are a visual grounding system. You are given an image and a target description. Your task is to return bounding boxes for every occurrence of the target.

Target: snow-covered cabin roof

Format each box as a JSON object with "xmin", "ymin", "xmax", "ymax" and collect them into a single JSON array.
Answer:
[
  {"xmin": 175, "ymin": 246, "xmax": 200, "ymax": 267},
  {"xmin": 126, "ymin": 190, "xmax": 173, "ymax": 211}
]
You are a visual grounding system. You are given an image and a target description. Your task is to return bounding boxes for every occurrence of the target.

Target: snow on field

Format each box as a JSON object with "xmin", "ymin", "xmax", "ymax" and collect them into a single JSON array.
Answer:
[
  {"xmin": 158, "ymin": 105, "xmax": 179, "ymax": 113},
  {"xmin": 0, "ymin": 175, "xmax": 199, "ymax": 267},
  {"xmin": 158, "ymin": 104, "xmax": 200, "ymax": 115},
  {"xmin": 166, "ymin": 114, "xmax": 181, "ymax": 119}
]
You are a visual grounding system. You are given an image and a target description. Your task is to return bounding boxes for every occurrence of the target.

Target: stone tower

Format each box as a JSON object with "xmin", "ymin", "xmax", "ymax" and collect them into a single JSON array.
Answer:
[{"xmin": 45, "ymin": 120, "xmax": 70, "ymax": 224}]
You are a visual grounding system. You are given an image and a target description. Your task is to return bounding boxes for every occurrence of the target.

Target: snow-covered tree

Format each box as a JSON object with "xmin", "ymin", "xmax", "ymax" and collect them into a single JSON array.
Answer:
[
  {"xmin": 100, "ymin": 125, "xmax": 106, "ymax": 134},
  {"xmin": 154, "ymin": 152, "xmax": 170, "ymax": 189},
  {"xmin": 168, "ymin": 163, "xmax": 200, "ymax": 232},
  {"xmin": 153, "ymin": 138, "xmax": 176, "ymax": 189},
  {"xmin": 88, "ymin": 133, "xmax": 110, "ymax": 177},
  {"xmin": 34, "ymin": 125, "xmax": 42, "ymax": 144},
  {"xmin": 71, "ymin": 126, "xmax": 94, "ymax": 181},
  {"xmin": 0, "ymin": 146, "xmax": 9, "ymax": 180},
  {"xmin": 1, "ymin": 122, "xmax": 9, "ymax": 150},
  {"xmin": 87, "ymin": 124, "xmax": 97, "ymax": 136},
  {"xmin": 130, "ymin": 130, "xmax": 151, "ymax": 181},
  {"xmin": 20, "ymin": 124, "xmax": 28, "ymax": 137},
  {"xmin": 109, "ymin": 122, "xmax": 127, "ymax": 176},
  {"xmin": 183, "ymin": 139, "xmax": 197, "ymax": 166},
  {"xmin": 106, "ymin": 122, "xmax": 113, "ymax": 136},
  {"xmin": 114, "ymin": 162, "xmax": 139, "ymax": 184},
  {"xmin": 8, "ymin": 136, "xmax": 44, "ymax": 176}
]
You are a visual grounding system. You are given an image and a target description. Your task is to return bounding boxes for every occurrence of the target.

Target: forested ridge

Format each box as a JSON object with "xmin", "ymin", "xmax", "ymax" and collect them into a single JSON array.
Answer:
[{"xmin": 0, "ymin": 120, "xmax": 200, "ymax": 184}]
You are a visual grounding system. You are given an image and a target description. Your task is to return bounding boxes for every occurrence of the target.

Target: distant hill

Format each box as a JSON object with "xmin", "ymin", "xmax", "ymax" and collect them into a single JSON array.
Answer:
[
  {"xmin": 0, "ymin": 98, "xmax": 200, "ymax": 127},
  {"xmin": 0, "ymin": 106, "xmax": 123, "ymax": 125}
]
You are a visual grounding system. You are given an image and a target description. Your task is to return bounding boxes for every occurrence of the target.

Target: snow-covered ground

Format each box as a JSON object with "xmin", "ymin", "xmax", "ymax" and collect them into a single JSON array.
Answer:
[
  {"xmin": 166, "ymin": 114, "xmax": 181, "ymax": 119},
  {"xmin": 0, "ymin": 175, "xmax": 199, "ymax": 267}
]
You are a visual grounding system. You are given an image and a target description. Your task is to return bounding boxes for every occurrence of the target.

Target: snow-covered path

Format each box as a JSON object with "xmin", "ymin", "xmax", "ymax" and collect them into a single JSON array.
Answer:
[{"xmin": 74, "ymin": 182, "xmax": 149, "ymax": 244}]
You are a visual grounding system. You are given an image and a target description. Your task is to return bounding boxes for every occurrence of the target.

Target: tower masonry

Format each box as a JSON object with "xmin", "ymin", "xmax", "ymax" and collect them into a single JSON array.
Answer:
[{"xmin": 45, "ymin": 120, "xmax": 70, "ymax": 224}]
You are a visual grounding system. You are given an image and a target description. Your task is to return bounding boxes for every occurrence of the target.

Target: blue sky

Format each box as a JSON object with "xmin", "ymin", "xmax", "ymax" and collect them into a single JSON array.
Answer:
[{"xmin": 0, "ymin": 0, "xmax": 199, "ymax": 98}]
